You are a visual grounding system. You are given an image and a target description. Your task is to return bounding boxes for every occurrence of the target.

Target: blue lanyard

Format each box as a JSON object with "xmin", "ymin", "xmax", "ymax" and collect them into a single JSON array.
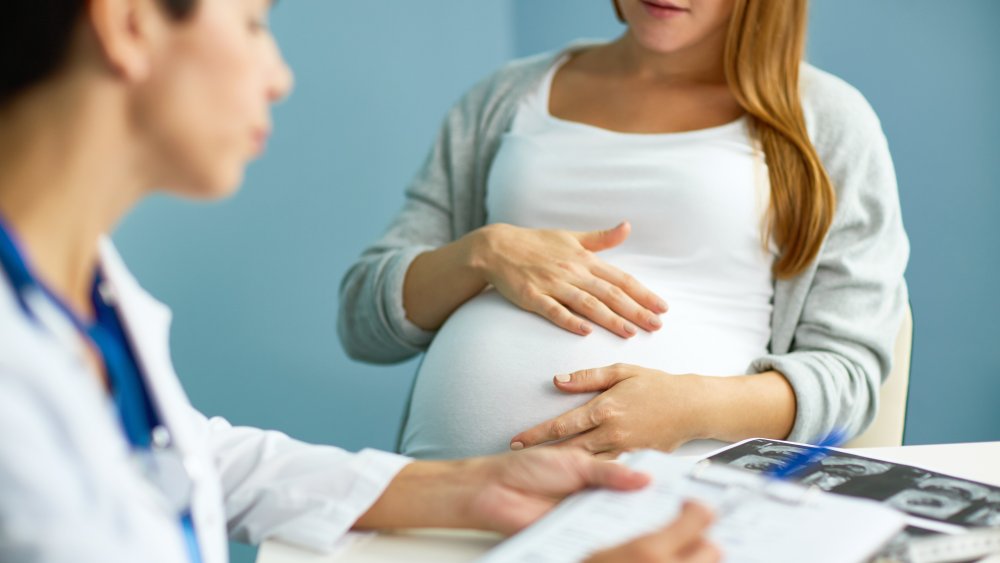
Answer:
[
  {"xmin": 0, "ymin": 215, "xmax": 201, "ymax": 562},
  {"xmin": 0, "ymin": 215, "xmax": 159, "ymax": 446}
]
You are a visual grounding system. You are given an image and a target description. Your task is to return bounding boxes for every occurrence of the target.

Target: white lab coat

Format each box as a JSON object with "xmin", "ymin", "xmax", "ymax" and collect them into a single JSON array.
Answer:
[{"xmin": 0, "ymin": 238, "xmax": 411, "ymax": 563}]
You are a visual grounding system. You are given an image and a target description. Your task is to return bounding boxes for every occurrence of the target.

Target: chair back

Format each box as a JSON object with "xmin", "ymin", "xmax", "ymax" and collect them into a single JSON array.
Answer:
[{"xmin": 844, "ymin": 304, "xmax": 913, "ymax": 448}]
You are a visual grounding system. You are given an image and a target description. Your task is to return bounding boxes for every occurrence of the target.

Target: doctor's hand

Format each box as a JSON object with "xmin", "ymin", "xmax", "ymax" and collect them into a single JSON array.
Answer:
[
  {"xmin": 509, "ymin": 364, "xmax": 709, "ymax": 458},
  {"xmin": 459, "ymin": 447, "xmax": 651, "ymax": 534},
  {"xmin": 355, "ymin": 448, "xmax": 650, "ymax": 535},
  {"xmin": 585, "ymin": 501, "xmax": 721, "ymax": 563},
  {"xmin": 470, "ymin": 221, "xmax": 667, "ymax": 338}
]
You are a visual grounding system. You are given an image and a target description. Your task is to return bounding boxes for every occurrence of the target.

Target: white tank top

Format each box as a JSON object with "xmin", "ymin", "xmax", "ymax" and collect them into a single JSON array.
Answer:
[{"xmin": 401, "ymin": 56, "xmax": 776, "ymax": 459}]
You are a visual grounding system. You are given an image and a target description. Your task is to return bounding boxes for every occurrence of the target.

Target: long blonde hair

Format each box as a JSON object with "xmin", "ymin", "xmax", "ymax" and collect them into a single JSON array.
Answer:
[
  {"xmin": 724, "ymin": 0, "xmax": 834, "ymax": 278},
  {"xmin": 612, "ymin": 0, "xmax": 834, "ymax": 278}
]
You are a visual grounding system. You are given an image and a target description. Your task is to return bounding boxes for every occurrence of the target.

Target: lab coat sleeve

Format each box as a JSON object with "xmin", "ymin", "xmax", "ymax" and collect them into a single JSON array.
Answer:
[
  {"xmin": 0, "ymin": 374, "xmax": 181, "ymax": 563},
  {"xmin": 191, "ymin": 409, "xmax": 412, "ymax": 552}
]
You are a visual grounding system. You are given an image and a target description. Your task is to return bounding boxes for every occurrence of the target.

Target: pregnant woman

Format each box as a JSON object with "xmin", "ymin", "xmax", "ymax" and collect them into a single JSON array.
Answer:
[{"xmin": 339, "ymin": 0, "xmax": 909, "ymax": 459}]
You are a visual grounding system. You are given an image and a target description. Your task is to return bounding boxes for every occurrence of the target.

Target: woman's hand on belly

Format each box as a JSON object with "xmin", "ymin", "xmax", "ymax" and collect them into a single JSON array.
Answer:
[
  {"xmin": 471, "ymin": 221, "xmax": 667, "ymax": 338},
  {"xmin": 508, "ymin": 364, "xmax": 707, "ymax": 457},
  {"xmin": 508, "ymin": 364, "xmax": 797, "ymax": 457}
]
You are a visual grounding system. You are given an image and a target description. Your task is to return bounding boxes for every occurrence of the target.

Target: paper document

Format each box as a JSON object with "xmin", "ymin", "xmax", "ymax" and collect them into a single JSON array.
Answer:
[{"xmin": 479, "ymin": 449, "xmax": 905, "ymax": 563}]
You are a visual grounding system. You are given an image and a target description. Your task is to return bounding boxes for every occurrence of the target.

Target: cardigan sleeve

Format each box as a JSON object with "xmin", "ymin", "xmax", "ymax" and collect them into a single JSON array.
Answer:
[
  {"xmin": 336, "ymin": 82, "xmax": 491, "ymax": 364},
  {"xmin": 750, "ymin": 68, "xmax": 910, "ymax": 443},
  {"xmin": 336, "ymin": 51, "xmax": 553, "ymax": 364}
]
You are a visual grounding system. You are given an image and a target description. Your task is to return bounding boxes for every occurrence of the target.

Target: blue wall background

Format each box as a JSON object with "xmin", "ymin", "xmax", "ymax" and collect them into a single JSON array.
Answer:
[{"xmin": 112, "ymin": 2, "xmax": 999, "ymax": 562}]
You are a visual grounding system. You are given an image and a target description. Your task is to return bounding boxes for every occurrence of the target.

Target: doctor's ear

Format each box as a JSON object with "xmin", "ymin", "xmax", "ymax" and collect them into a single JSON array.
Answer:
[{"xmin": 87, "ymin": 0, "xmax": 169, "ymax": 82}]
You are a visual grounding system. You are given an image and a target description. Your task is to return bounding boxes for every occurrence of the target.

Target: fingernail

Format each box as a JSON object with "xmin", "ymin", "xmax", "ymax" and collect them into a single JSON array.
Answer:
[
  {"xmin": 510, "ymin": 441, "xmax": 524, "ymax": 451},
  {"xmin": 580, "ymin": 323, "xmax": 592, "ymax": 335},
  {"xmin": 623, "ymin": 323, "xmax": 637, "ymax": 336},
  {"xmin": 657, "ymin": 300, "xmax": 668, "ymax": 312},
  {"xmin": 649, "ymin": 316, "xmax": 662, "ymax": 328},
  {"xmin": 555, "ymin": 373, "xmax": 572, "ymax": 384}
]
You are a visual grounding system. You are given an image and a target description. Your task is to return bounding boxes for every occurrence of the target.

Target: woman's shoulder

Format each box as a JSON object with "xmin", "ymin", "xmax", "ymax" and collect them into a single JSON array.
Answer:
[
  {"xmin": 454, "ymin": 40, "xmax": 610, "ymax": 120},
  {"xmin": 485, "ymin": 39, "xmax": 607, "ymax": 87},
  {"xmin": 799, "ymin": 63, "xmax": 885, "ymax": 149},
  {"xmin": 799, "ymin": 64, "xmax": 901, "ymax": 217}
]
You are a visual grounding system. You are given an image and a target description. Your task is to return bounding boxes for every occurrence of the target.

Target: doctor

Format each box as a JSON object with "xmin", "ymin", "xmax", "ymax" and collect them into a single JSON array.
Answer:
[{"xmin": 0, "ymin": 1, "xmax": 720, "ymax": 562}]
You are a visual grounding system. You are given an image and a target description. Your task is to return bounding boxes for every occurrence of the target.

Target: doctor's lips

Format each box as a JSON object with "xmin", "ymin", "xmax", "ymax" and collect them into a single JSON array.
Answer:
[{"xmin": 640, "ymin": 0, "xmax": 690, "ymax": 18}]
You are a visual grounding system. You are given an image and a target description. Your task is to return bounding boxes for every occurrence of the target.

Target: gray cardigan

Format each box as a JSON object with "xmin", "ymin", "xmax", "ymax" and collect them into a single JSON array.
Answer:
[{"xmin": 337, "ymin": 45, "xmax": 910, "ymax": 444}]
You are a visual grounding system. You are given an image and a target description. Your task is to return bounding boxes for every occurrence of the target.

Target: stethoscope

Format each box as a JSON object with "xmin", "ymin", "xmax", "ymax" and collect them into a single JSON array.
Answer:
[{"xmin": 0, "ymin": 215, "xmax": 201, "ymax": 562}]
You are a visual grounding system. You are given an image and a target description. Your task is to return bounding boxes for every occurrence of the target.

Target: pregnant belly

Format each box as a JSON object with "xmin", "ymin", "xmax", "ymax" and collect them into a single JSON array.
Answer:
[{"xmin": 400, "ymin": 289, "xmax": 769, "ymax": 459}]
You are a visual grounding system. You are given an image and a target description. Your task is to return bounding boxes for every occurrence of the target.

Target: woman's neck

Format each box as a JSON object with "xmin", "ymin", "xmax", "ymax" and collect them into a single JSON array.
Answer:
[
  {"xmin": 0, "ymin": 81, "xmax": 147, "ymax": 320},
  {"xmin": 611, "ymin": 26, "xmax": 729, "ymax": 85}
]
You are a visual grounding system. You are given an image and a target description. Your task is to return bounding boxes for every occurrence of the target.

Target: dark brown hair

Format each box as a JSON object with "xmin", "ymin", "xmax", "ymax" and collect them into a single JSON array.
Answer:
[{"xmin": 0, "ymin": 0, "xmax": 198, "ymax": 104}]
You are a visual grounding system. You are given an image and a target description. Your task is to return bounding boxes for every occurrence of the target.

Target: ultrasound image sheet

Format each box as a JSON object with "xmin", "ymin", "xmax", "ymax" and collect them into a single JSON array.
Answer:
[{"xmin": 707, "ymin": 438, "xmax": 1000, "ymax": 532}]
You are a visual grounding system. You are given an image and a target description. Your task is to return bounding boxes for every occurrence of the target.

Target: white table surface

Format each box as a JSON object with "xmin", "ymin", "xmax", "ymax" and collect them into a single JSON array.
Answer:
[{"xmin": 257, "ymin": 441, "xmax": 1000, "ymax": 563}]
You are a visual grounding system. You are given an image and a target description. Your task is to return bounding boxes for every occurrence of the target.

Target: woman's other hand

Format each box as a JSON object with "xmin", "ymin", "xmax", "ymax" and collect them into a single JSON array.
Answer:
[
  {"xmin": 585, "ymin": 501, "xmax": 721, "ymax": 563},
  {"xmin": 470, "ymin": 221, "xmax": 667, "ymax": 338},
  {"xmin": 509, "ymin": 364, "xmax": 709, "ymax": 457},
  {"xmin": 509, "ymin": 364, "xmax": 797, "ymax": 457}
]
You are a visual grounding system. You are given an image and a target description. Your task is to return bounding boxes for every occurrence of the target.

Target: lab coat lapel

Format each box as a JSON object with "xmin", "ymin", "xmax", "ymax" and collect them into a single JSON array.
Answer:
[
  {"xmin": 96, "ymin": 238, "xmax": 199, "ymax": 448},
  {"xmin": 96, "ymin": 238, "xmax": 229, "ymax": 563}
]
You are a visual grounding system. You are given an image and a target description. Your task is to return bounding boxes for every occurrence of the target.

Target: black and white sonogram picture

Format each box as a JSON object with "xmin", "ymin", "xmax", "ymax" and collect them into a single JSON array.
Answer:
[{"xmin": 708, "ymin": 439, "xmax": 1000, "ymax": 526}]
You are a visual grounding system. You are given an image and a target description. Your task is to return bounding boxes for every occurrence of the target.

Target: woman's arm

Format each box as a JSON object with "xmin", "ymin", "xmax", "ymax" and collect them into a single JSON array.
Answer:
[
  {"xmin": 509, "ymin": 366, "xmax": 796, "ymax": 456},
  {"xmin": 336, "ymin": 70, "xmax": 499, "ymax": 364},
  {"xmin": 699, "ymin": 371, "xmax": 797, "ymax": 444},
  {"xmin": 403, "ymin": 222, "xmax": 667, "ymax": 338},
  {"xmin": 510, "ymin": 70, "xmax": 909, "ymax": 454},
  {"xmin": 752, "ymin": 67, "xmax": 910, "ymax": 443},
  {"xmin": 339, "ymin": 57, "xmax": 666, "ymax": 363},
  {"xmin": 399, "ymin": 231, "xmax": 486, "ymax": 332}
]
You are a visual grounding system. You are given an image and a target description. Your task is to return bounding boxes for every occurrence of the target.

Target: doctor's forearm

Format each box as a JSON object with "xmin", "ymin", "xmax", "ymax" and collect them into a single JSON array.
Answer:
[
  {"xmin": 402, "ymin": 229, "xmax": 490, "ymax": 330},
  {"xmin": 354, "ymin": 459, "xmax": 481, "ymax": 530}
]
